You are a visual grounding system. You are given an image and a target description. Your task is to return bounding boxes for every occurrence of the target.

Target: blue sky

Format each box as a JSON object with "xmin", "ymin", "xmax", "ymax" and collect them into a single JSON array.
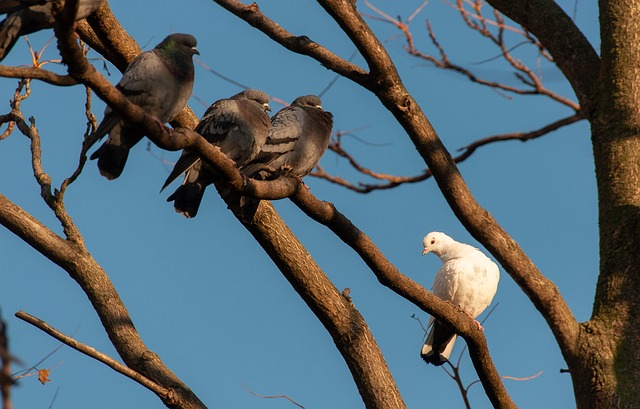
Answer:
[{"xmin": 1, "ymin": 1, "xmax": 598, "ymax": 408}]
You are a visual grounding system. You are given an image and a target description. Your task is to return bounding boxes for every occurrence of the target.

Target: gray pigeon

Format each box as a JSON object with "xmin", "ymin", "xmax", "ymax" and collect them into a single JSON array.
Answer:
[
  {"xmin": 89, "ymin": 33, "xmax": 198, "ymax": 180},
  {"xmin": 420, "ymin": 232, "xmax": 500, "ymax": 366},
  {"xmin": 0, "ymin": 0, "xmax": 105, "ymax": 61},
  {"xmin": 163, "ymin": 89, "xmax": 271, "ymax": 218},
  {"xmin": 239, "ymin": 95, "xmax": 333, "ymax": 220}
]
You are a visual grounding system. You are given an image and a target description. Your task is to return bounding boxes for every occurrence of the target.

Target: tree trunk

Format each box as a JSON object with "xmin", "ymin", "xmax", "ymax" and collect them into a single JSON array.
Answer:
[{"xmin": 574, "ymin": 1, "xmax": 640, "ymax": 407}]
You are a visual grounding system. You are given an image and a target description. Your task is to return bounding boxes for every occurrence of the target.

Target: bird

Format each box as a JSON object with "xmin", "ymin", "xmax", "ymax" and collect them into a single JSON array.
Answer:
[
  {"xmin": 238, "ymin": 94, "xmax": 333, "ymax": 220},
  {"xmin": 162, "ymin": 89, "xmax": 272, "ymax": 218},
  {"xmin": 420, "ymin": 231, "xmax": 500, "ymax": 366},
  {"xmin": 0, "ymin": 0, "xmax": 105, "ymax": 61},
  {"xmin": 88, "ymin": 33, "xmax": 198, "ymax": 180}
]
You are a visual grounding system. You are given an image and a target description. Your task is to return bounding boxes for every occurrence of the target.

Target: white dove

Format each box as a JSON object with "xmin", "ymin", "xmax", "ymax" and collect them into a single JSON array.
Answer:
[{"xmin": 420, "ymin": 231, "xmax": 500, "ymax": 366}]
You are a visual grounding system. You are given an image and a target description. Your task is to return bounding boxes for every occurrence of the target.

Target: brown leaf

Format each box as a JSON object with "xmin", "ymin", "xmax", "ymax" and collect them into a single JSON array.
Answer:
[{"xmin": 38, "ymin": 368, "xmax": 51, "ymax": 385}]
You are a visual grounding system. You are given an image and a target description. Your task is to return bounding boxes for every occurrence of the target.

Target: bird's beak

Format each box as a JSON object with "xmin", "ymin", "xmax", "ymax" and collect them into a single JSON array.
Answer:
[
  {"xmin": 422, "ymin": 247, "xmax": 429, "ymax": 256},
  {"xmin": 264, "ymin": 103, "xmax": 272, "ymax": 112},
  {"xmin": 192, "ymin": 47, "xmax": 200, "ymax": 55}
]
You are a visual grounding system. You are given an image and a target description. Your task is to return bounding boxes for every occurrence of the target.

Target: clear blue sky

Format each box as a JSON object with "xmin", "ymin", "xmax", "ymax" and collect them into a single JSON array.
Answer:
[{"xmin": 1, "ymin": 1, "xmax": 598, "ymax": 408}]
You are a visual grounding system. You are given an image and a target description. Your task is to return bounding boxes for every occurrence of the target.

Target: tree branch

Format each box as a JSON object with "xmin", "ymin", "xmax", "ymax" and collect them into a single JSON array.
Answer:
[
  {"xmin": 289, "ymin": 186, "xmax": 513, "ymax": 408},
  {"xmin": 312, "ymin": 112, "xmax": 583, "ymax": 193},
  {"xmin": 0, "ymin": 66, "xmax": 77, "ymax": 86},
  {"xmin": 212, "ymin": 0, "xmax": 369, "ymax": 85},
  {"xmin": 15, "ymin": 311, "xmax": 171, "ymax": 400},
  {"xmin": 314, "ymin": 0, "xmax": 580, "ymax": 373},
  {"xmin": 0, "ymin": 193, "xmax": 206, "ymax": 409},
  {"xmin": 484, "ymin": 0, "xmax": 600, "ymax": 111},
  {"xmin": 213, "ymin": 0, "xmax": 578, "ymax": 403},
  {"xmin": 219, "ymin": 190, "xmax": 406, "ymax": 409}
]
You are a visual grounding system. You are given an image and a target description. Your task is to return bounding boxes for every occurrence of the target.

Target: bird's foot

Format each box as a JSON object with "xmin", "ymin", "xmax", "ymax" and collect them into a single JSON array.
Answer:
[
  {"xmin": 466, "ymin": 312, "xmax": 484, "ymax": 331},
  {"xmin": 280, "ymin": 164, "xmax": 294, "ymax": 173},
  {"xmin": 152, "ymin": 116, "xmax": 169, "ymax": 134}
]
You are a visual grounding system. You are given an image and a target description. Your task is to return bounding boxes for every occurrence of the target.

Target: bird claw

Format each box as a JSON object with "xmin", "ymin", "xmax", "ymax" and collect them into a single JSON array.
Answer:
[{"xmin": 465, "ymin": 311, "xmax": 484, "ymax": 331}]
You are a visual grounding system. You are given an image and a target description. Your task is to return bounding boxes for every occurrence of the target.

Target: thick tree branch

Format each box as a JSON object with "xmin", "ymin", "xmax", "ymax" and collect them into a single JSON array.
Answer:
[
  {"xmin": 220, "ymin": 191, "xmax": 406, "ymax": 409},
  {"xmin": 0, "ymin": 193, "xmax": 206, "ymax": 409},
  {"xmin": 289, "ymin": 186, "xmax": 512, "ymax": 408},
  {"xmin": 206, "ymin": 0, "xmax": 580, "ymax": 403},
  {"xmin": 15, "ymin": 311, "xmax": 171, "ymax": 400},
  {"xmin": 315, "ymin": 0, "xmax": 580, "ymax": 370}
]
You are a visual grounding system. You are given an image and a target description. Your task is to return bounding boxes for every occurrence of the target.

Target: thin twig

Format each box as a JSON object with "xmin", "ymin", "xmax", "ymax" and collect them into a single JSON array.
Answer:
[
  {"xmin": 241, "ymin": 383, "xmax": 306, "ymax": 408},
  {"xmin": 15, "ymin": 311, "xmax": 171, "ymax": 400},
  {"xmin": 312, "ymin": 113, "xmax": 583, "ymax": 193}
]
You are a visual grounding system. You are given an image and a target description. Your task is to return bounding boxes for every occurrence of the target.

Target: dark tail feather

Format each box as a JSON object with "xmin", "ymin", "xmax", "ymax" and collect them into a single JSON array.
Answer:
[
  {"xmin": 420, "ymin": 321, "xmax": 457, "ymax": 366},
  {"xmin": 161, "ymin": 152, "xmax": 199, "ymax": 192},
  {"xmin": 167, "ymin": 183, "xmax": 206, "ymax": 218},
  {"xmin": 0, "ymin": 15, "xmax": 22, "ymax": 62},
  {"xmin": 90, "ymin": 144, "xmax": 129, "ymax": 180}
]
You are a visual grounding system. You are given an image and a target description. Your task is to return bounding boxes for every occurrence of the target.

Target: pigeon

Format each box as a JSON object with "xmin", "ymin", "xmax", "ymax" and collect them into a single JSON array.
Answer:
[
  {"xmin": 420, "ymin": 231, "xmax": 500, "ymax": 366},
  {"xmin": 162, "ymin": 89, "xmax": 271, "ymax": 218},
  {"xmin": 89, "ymin": 33, "xmax": 198, "ymax": 180},
  {"xmin": 0, "ymin": 0, "xmax": 105, "ymax": 61},
  {"xmin": 238, "ymin": 95, "xmax": 333, "ymax": 220}
]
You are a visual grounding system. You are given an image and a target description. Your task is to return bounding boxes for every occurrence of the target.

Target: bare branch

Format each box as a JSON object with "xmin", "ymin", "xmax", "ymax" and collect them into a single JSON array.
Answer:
[
  {"xmin": 455, "ymin": 113, "xmax": 584, "ymax": 160},
  {"xmin": 313, "ymin": 113, "xmax": 583, "ymax": 193},
  {"xmin": 484, "ymin": 0, "xmax": 600, "ymax": 109},
  {"xmin": 289, "ymin": 185, "xmax": 512, "ymax": 408},
  {"xmin": 0, "ymin": 66, "xmax": 77, "ymax": 86},
  {"xmin": 212, "ymin": 1, "xmax": 369, "ymax": 85},
  {"xmin": 15, "ymin": 311, "xmax": 172, "ymax": 400},
  {"xmin": 241, "ymin": 383, "xmax": 306, "ymax": 408},
  {"xmin": 217, "ymin": 188, "xmax": 407, "ymax": 409}
]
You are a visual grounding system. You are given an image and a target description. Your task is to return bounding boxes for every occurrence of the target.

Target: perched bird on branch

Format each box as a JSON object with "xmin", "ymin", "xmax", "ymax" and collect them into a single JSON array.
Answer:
[
  {"xmin": 420, "ymin": 231, "xmax": 499, "ymax": 366},
  {"xmin": 88, "ymin": 33, "xmax": 198, "ymax": 180},
  {"xmin": 0, "ymin": 0, "xmax": 105, "ymax": 61},
  {"xmin": 239, "ymin": 94, "xmax": 333, "ymax": 220},
  {"xmin": 163, "ymin": 89, "xmax": 271, "ymax": 218}
]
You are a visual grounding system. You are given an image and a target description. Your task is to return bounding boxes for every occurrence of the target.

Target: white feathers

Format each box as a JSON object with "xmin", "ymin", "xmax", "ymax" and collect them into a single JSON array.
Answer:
[{"xmin": 420, "ymin": 231, "xmax": 500, "ymax": 366}]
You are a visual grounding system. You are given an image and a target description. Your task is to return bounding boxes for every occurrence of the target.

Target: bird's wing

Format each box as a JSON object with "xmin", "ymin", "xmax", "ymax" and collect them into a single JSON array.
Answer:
[
  {"xmin": 432, "ymin": 260, "xmax": 462, "ymax": 302},
  {"xmin": 115, "ymin": 51, "xmax": 167, "ymax": 109},
  {"xmin": 0, "ymin": 0, "xmax": 47, "ymax": 14},
  {"xmin": 161, "ymin": 150, "xmax": 200, "ymax": 192},
  {"xmin": 195, "ymin": 99, "xmax": 240, "ymax": 144}
]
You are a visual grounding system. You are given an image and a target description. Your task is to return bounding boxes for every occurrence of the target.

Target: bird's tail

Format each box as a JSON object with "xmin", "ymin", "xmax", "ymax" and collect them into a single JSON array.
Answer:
[
  {"xmin": 0, "ymin": 15, "xmax": 22, "ymax": 62},
  {"xmin": 90, "ymin": 144, "xmax": 130, "ymax": 180},
  {"xmin": 167, "ymin": 182, "xmax": 206, "ymax": 218},
  {"xmin": 420, "ymin": 321, "xmax": 457, "ymax": 366}
]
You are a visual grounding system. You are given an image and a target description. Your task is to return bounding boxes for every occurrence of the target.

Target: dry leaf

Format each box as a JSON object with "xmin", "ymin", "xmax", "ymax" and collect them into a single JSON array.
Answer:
[{"xmin": 38, "ymin": 368, "xmax": 51, "ymax": 385}]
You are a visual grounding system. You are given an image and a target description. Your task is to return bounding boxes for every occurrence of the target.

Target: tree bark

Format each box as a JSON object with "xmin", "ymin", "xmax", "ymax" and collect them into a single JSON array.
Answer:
[
  {"xmin": 573, "ymin": 1, "xmax": 640, "ymax": 407},
  {"xmin": 222, "ymin": 193, "xmax": 407, "ymax": 409},
  {"xmin": 0, "ymin": 195, "xmax": 206, "ymax": 409}
]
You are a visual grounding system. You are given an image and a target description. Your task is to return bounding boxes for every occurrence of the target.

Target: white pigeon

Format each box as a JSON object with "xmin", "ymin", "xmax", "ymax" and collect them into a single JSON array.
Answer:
[{"xmin": 420, "ymin": 231, "xmax": 500, "ymax": 366}]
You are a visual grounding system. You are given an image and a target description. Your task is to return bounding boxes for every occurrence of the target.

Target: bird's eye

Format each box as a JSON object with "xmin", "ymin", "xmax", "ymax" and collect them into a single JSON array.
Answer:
[{"xmin": 430, "ymin": 239, "xmax": 436, "ymax": 244}]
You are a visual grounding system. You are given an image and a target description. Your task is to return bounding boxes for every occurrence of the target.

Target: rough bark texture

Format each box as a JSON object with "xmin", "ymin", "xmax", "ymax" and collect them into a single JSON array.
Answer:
[
  {"xmin": 222, "ymin": 192, "xmax": 406, "ymax": 409},
  {"xmin": 577, "ymin": 1, "xmax": 640, "ymax": 407}
]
